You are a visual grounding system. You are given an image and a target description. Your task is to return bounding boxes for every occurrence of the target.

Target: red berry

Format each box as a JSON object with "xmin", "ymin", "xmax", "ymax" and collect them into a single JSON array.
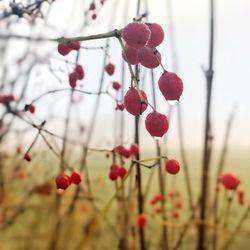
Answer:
[
  {"xmin": 57, "ymin": 43, "xmax": 71, "ymax": 56},
  {"xmin": 112, "ymin": 81, "xmax": 121, "ymax": 90},
  {"xmin": 70, "ymin": 172, "xmax": 82, "ymax": 184},
  {"xmin": 137, "ymin": 214, "xmax": 147, "ymax": 228},
  {"xmin": 55, "ymin": 175, "xmax": 70, "ymax": 190},
  {"xmin": 220, "ymin": 173, "xmax": 240, "ymax": 190},
  {"xmin": 24, "ymin": 153, "xmax": 31, "ymax": 162},
  {"xmin": 122, "ymin": 22, "xmax": 151, "ymax": 49},
  {"xmin": 238, "ymin": 190, "xmax": 244, "ymax": 205},
  {"xmin": 116, "ymin": 103, "xmax": 124, "ymax": 111},
  {"xmin": 105, "ymin": 63, "xmax": 115, "ymax": 76},
  {"xmin": 17, "ymin": 146, "xmax": 22, "ymax": 154},
  {"xmin": 122, "ymin": 44, "xmax": 139, "ymax": 65},
  {"xmin": 118, "ymin": 166, "xmax": 127, "ymax": 178},
  {"xmin": 69, "ymin": 72, "xmax": 78, "ymax": 88},
  {"xmin": 115, "ymin": 145, "xmax": 130, "ymax": 158},
  {"xmin": 89, "ymin": 2, "xmax": 96, "ymax": 10},
  {"xmin": 109, "ymin": 165, "xmax": 119, "ymax": 181},
  {"xmin": 145, "ymin": 111, "xmax": 169, "ymax": 137},
  {"xmin": 92, "ymin": 13, "xmax": 97, "ymax": 20},
  {"xmin": 124, "ymin": 88, "xmax": 148, "ymax": 116},
  {"xmin": 158, "ymin": 72, "xmax": 183, "ymax": 101},
  {"xmin": 146, "ymin": 23, "xmax": 164, "ymax": 48},
  {"xmin": 74, "ymin": 64, "xmax": 85, "ymax": 80},
  {"xmin": 215, "ymin": 184, "xmax": 220, "ymax": 192},
  {"xmin": 175, "ymin": 200, "xmax": 184, "ymax": 209},
  {"xmin": 138, "ymin": 46, "xmax": 161, "ymax": 69},
  {"xmin": 155, "ymin": 208, "xmax": 162, "ymax": 214},
  {"xmin": 68, "ymin": 41, "xmax": 81, "ymax": 51},
  {"xmin": 130, "ymin": 143, "xmax": 139, "ymax": 156},
  {"xmin": 28, "ymin": 104, "xmax": 35, "ymax": 113},
  {"xmin": 165, "ymin": 159, "xmax": 180, "ymax": 175},
  {"xmin": 64, "ymin": 175, "xmax": 72, "ymax": 185},
  {"xmin": 7, "ymin": 95, "xmax": 15, "ymax": 102},
  {"xmin": 173, "ymin": 210, "xmax": 180, "ymax": 219}
]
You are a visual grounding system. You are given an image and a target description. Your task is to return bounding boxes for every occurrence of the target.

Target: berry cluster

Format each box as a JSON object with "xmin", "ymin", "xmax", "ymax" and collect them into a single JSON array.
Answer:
[
  {"xmin": 0, "ymin": 94, "xmax": 15, "ymax": 106},
  {"xmin": 108, "ymin": 164, "xmax": 127, "ymax": 181},
  {"xmin": 57, "ymin": 41, "xmax": 81, "ymax": 56},
  {"xmin": 114, "ymin": 143, "xmax": 139, "ymax": 159},
  {"xmin": 68, "ymin": 64, "xmax": 85, "ymax": 88},
  {"xmin": 121, "ymin": 21, "xmax": 184, "ymax": 138},
  {"xmin": 55, "ymin": 172, "xmax": 82, "ymax": 190}
]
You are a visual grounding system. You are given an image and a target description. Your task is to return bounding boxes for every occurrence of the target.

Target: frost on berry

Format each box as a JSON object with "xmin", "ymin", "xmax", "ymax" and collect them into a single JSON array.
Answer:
[
  {"xmin": 55, "ymin": 175, "xmax": 70, "ymax": 190},
  {"xmin": 105, "ymin": 63, "xmax": 115, "ymax": 76},
  {"xmin": 165, "ymin": 159, "xmax": 180, "ymax": 175},
  {"xmin": 158, "ymin": 72, "xmax": 183, "ymax": 101},
  {"xmin": 122, "ymin": 22, "xmax": 151, "ymax": 49},
  {"xmin": 138, "ymin": 46, "xmax": 161, "ymax": 69},
  {"xmin": 57, "ymin": 43, "xmax": 71, "ymax": 56},
  {"xmin": 220, "ymin": 173, "xmax": 240, "ymax": 190},
  {"xmin": 70, "ymin": 172, "xmax": 82, "ymax": 184},
  {"xmin": 145, "ymin": 111, "xmax": 169, "ymax": 137},
  {"xmin": 130, "ymin": 143, "xmax": 139, "ymax": 156},
  {"xmin": 146, "ymin": 23, "xmax": 165, "ymax": 48},
  {"xmin": 68, "ymin": 41, "xmax": 81, "ymax": 51},
  {"xmin": 137, "ymin": 214, "xmax": 147, "ymax": 228},
  {"xmin": 122, "ymin": 44, "xmax": 139, "ymax": 65},
  {"xmin": 112, "ymin": 81, "xmax": 121, "ymax": 90},
  {"xmin": 74, "ymin": 64, "xmax": 85, "ymax": 80},
  {"xmin": 69, "ymin": 72, "xmax": 78, "ymax": 88},
  {"xmin": 124, "ymin": 88, "xmax": 148, "ymax": 116}
]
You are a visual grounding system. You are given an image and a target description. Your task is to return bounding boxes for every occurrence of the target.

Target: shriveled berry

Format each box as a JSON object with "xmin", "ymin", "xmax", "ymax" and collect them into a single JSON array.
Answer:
[
  {"xmin": 112, "ymin": 81, "xmax": 121, "ymax": 90},
  {"xmin": 74, "ymin": 64, "xmax": 85, "ymax": 80},
  {"xmin": 145, "ymin": 111, "xmax": 169, "ymax": 137},
  {"xmin": 57, "ymin": 43, "xmax": 71, "ymax": 56},
  {"xmin": 118, "ymin": 166, "xmax": 127, "ymax": 178},
  {"xmin": 116, "ymin": 103, "xmax": 124, "ymax": 111},
  {"xmin": 122, "ymin": 44, "xmax": 139, "ymax": 65},
  {"xmin": 238, "ymin": 190, "xmax": 244, "ymax": 206},
  {"xmin": 24, "ymin": 153, "xmax": 31, "ymax": 162},
  {"xmin": 138, "ymin": 46, "xmax": 161, "ymax": 69},
  {"xmin": 105, "ymin": 63, "xmax": 115, "ymax": 76},
  {"xmin": 55, "ymin": 175, "xmax": 70, "ymax": 190},
  {"xmin": 89, "ymin": 2, "xmax": 96, "ymax": 10},
  {"xmin": 137, "ymin": 214, "xmax": 147, "ymax": 228},
  {"xmin": 165, "ymin": 159, "xmax": 180, "ymax": 175},
  {"xmin": 122, "ymin": 22, "xmax": 151, "ymax": 49},
  {"xmin": 124, "ymin": 88, "xmax": 148, "ymax": 116},
  {"xmin": 130, "ymin": 143, "xmax": 139, "ymax": 156},
  {"xmin": 68, "ymin": 41, "xmax": 81, "ymax": 51},
  {"xmin": 220, "ymin": 173, "xmax": 240, "ymax": 190},
  {"xmin": 70, "ymin": 172, "xmax": 82, "ymax": 184},
  {"xmin": 69, "ymin": 72, "xmax": 78, "ymax": 88},
  {"xmin": 28, "ymin": 104, "xmax": 35, "ymax": 113},
  {"xmin": 158, "ymin": 72, "xmax": 183, "ymax": 101},
  {"xmin": 146, "ymin": 23, "xmax": 164, "ymax": 48}
]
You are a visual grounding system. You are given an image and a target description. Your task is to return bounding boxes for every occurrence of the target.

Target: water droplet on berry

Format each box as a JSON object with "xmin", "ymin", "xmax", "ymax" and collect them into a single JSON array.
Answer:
[
  {"xmin": 167, "ymin": 100, "xmax": 179, "ymax": 106},
  {"xmin": 153, "ymin": 136, "xmax": 161, "ymax": 140}
]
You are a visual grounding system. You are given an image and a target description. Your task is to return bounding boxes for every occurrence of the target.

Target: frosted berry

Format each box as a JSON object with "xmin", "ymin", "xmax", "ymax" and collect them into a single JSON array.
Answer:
[
  {"xmin": 68, "ymin": 41, "xmax": 81, "ymax": 51},
  {"xmin": 138, "ymin": 46, "xmax": 161, "ymax": 69},
  {"xmin": 124, "ymin": 88, "xmax": 148, "ymax": 116},
  {"xmin": 69, "ymin": 72, "xmax": 78, "ymax": 88},
  {"xmin": 137, "ymin": 214, "xmax": 147, "ymax": 228},
  {"xmin": 130, "ymin": 143, "xmax": 139, "ymax": 156},
  {"xmin": 122, "ymin": 44, "xmax": 139, "ymax": 65},
  {"xmin": 57, "ymin": 43, "xmax": 71, "ymax": 56},
  {"xmin": 116, "ymin": 103, "xmax": 124, "ymax": 111},
  {"xmin": 165, "ymin": 159, "xmax": 180, "ymax": 175},
  {"xmin": 220, "ymin": 173, "xmax": 240, "ymax": 190},
  {"xmin": 28, "ymin": 104, "xmax": 35, "ymax": 113},
  {"xmin": 55, "ymin": 175, "xmax": 70, "ymax": 190},
  {"xmin": 158, "ymin": 72, "xmax": 183, "ymax": 101},
  {"xmin": 146, "ymin": 23, "xmax": 164, "ymax": 48},
  {"xmin": 89, "ymin": 2, "xmax": 96, "ymax": 10},
  {"xmin": 122, "ymin": 22, "xmax": 151, "ymax": 49},
  {"xmin": 145, "ymin": 111, "xmax": 169, "ymax": 137},
  {"xmin": 105, "ymin": 63, "xmax": 115, "ymax": 76},
  {"xmin": 74, "ymin": 64, "xmax": 85, "ymax": 80},
  {"xmin": 24, "ymin": 153, "xmax": 31, "ymax": 162},
  {"xmin": 118, "ymin": 166, "xmax": 127, "ymax": 178},
  {"xmin": 112, "ymin": 81, "xmax": 121, "ymax": 90},
  {"xmin": 70, "ymin": 172, "xmax": 82, "ymax": 184}
]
